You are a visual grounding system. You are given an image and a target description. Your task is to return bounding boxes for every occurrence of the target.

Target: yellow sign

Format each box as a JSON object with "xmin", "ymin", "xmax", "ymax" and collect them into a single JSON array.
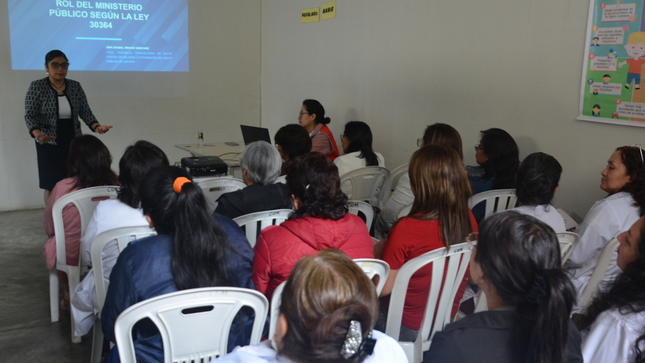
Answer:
[
  {"xmin": 321, "ymin": 1, "xmax": 336, "ymax": 20},
  {"xmin": 301, "ymin": 7, "xmax": 320, "ymax": 23}
]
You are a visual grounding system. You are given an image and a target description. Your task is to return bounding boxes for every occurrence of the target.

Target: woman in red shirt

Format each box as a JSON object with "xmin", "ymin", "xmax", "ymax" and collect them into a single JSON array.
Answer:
[{"xmin": 376, "ymin": 144, "xmax": 477, "ymax": 341}]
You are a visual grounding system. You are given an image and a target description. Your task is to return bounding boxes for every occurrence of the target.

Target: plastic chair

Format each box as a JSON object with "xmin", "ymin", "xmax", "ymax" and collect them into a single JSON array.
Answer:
[
  {"xmin": 196, "ymin": 177, "xmax": 246, "ymax": 213},
  {"xmin": 353, "ymin": 258, "xmax": 390, "ymax": 296},
  {"xmin": 467, "ymin": 189, "xmax": 517, "ymax": 220},
  {"xmin": 557, "ymin": 232, "xmax": 580, "ymax": 265},
  {"xmin": 339, "ymin": 166, "xmax": 390, "ymax": 208},
  {"xmin": 233, "ymin": 209, "xmax": 292, "ymax": 247},
  {"xmin": 268, "ymin": 281, "xmax": 287, "ymax": 342},
  {"xmin": 89, "ymin": 225, "xmax": 157, "ymax": 363},
  {"xmin": 579, "ymin": 238, "xmax": 620, "ymax": 312},
  {"xmin": 347, "ymin": 200, "xmax": 375, "ymax": 231},
  {"xmin": 114, "ymin": 287, "xmax": 269, "ymax": 363},
  {"xmin": 382, "ymin": 163, "xmax": 409, "ymax": 204},
  {"xmin": 50, "ymin": 185, "xmax": 119, "ymax": 343},
  {"xmin": 384, "ymin": 242, "xmax": 473, "ymax": 363},
  {"xmin": 274, "ymin": 175, "xmax": 287, "ymax": 184}
]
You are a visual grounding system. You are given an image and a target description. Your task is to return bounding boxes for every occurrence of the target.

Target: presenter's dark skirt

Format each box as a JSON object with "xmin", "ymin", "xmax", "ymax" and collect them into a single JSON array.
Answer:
[{"xmin": 36, "ymin": 118, "xmax": 75, "ymax": 191}]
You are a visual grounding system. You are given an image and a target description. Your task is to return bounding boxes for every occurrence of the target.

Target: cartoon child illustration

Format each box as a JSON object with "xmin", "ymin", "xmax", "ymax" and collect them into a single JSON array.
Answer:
[
  {"xmin": 619, "ymin": 32, "xmax": 645, "ymax": 90},
  {"xmin": 608, "ymin": 49, "xmax": 617, "ymax": 59},
  {"xmin": 591, "ymin": 36, "xmax": 600, "ymax": 46},
  {"xmin": 603, "ymin": 74, "xmax": 611, "ymax": 84},
  {"xmin": 592, "ymin": 104, "xmax": 601, "ymax": 117}
]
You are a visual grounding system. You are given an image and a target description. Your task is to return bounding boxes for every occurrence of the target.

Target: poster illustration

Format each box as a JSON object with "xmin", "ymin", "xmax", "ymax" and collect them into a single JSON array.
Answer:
[{"xmin": 579, "ymin": 0, "xmax": 645, "ymax": 127}]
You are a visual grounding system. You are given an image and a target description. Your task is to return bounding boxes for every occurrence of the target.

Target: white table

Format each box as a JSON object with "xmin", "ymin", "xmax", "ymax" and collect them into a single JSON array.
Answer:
[{"xmin": 175, "ymin": 142, "xmax": 245, "ymax": 178}]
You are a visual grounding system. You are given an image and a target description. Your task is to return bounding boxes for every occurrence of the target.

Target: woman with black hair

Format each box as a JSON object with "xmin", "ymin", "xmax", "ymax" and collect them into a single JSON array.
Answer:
[
  {"xmin": 274, "ymin": 124, "xmax": 312, "ymax": 175},
  {"xmin": 509, "ymin": 152, "xmax": 566, "ymax": 232},
  {"xmin": 467, "ymin": 128, "xmax": 520, "ymax": 221},
  {"xmin": 578, "ymin": 216, "xmax": 645, "ymax": 363},
  {"xmin": 298, "ymin": 99, "xmax": 340, "ymax": 161},
  {"xmin": 71, "ymin": 140, "xmax": 169, "ymax": 336},
  {"xmin": 565, "ymin": 146, "xmax": 645, "ymax": 305},
  {"xmin": 25, "ymin": 50, "xmax": 112, "ymax": 201},
  {"xmin": 252, "ymin": 153, "xmax": 374, "ymax": 300},
  {"xmin": 43, "ymin": 134, "xmax": 118, "ymax": 308},
  {"xmin": 427, "ymin": 211, "xmax": 583, "ymax": 363},
  {"xmin": 334, "ymin": 121, "xmax": 385, "ymax": 176},
  {"xmin": 101, "ymin": 166, "xmax": 255, "ymax": 363}
]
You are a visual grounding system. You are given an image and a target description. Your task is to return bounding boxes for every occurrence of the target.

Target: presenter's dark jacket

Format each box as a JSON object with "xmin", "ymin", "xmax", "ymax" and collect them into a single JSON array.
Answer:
[
  {"xmin": 426, "ymin": 309, "xmax": 583, "ymax": 363},
  {"xmin": 25, "ymin": 77, "xmax": 99, "ymax": 144},
  {"xmin": 215, "ymin": 183, "xmax": 292, "ymax": 220}
]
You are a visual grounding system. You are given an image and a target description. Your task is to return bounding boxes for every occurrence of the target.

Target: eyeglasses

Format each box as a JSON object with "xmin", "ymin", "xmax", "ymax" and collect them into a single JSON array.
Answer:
[
  {"xmin": 417, "ymin": 138, "xmax": 423, "ymax": 147},
  {"xmin": 298, "ymin": 111, "xmax": 309, "ymax": 116},
  {"xmin": 50, "ymin": 62, "xmax": 69, "ymax": 69},
  {"xmin": 466, "ymin": 232, "xmax": 479, "ymax": 251},
  {"xmin": 474, "ymin": 144, "xmax": 483, "ymax": 151}
]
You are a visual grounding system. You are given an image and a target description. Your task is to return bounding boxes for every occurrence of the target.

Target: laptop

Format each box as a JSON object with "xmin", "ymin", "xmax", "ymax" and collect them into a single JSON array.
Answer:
[{"xmin": 240, "ymin": 125, "xmax": 271, "ymax": 145}]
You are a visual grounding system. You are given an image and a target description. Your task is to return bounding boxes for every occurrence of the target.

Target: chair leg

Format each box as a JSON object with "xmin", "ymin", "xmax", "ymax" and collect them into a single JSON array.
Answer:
[
  {"xmin": 68, "ymin": 268, "xmax": 82, "ymax": 344},
  {"xmin": 91, "ymin": 320, "xmax": 104, "ymax": 363},
  {"xmin": 49, "ymin": 269, "xmax": 59, "ymax": 322}
]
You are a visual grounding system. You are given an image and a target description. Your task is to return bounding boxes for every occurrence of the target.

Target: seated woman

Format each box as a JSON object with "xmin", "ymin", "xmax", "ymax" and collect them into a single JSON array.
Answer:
[
  {"xmin": 467, "ymin": 128, "xmax": 519, "ymax": 221},
  {"xmin": 508, "ymin": 152, "xmax": 566, "ymax": 233},
  {"xmin": 375, "ymin": 123, "xmax": 463, "ymax": 236},
  {"xmin": 215, "ymin": 141, "xmax": 292, "ymax": 219},
  {"xmin": 274, "ymin": 124, "xmax": 311, "ymax": 175},
  {"xmin": 577, "ymin": 216, "xmax": 645, "ymax": 363},
  {"xmin": 71, "ymin": 140, "xmax": 169, "ymax": 337},
  {"xmin": 565, "ymin": 146, "xmax": 645, "ymax": 304},
  {"xmin": 375, "ymin": 144, "xmax": 476, "ymax": 341},
  {"xmin": 44, "ymin": 134, "xmax": 119, "ymax": 309},
  {"xmin": 253, "ymin": 153, "xmax": 374, "ymax": 299},
  {"xmin": 101, "ymin": 166, "xmax": 255, "ymax": 362},
  {"xmin": 298, "ymin": 99, "xmax": 340, "ymax": 161},
  {"xmin": 217, "ymin": 249, "xmax": 407, "ymax": 363},
  {"xmin": 427, "ymin": 212, "xmax": 583, "ymax": 363},
  {"xmin": 334, "ymin": 121, "xmax": 385, "ymax": 176}
]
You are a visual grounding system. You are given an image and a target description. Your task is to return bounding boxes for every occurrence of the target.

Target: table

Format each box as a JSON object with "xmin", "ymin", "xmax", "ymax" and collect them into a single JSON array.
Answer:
[{"xmin": 175, "ymin": 142, "xmax": 245, "ymax": 178}]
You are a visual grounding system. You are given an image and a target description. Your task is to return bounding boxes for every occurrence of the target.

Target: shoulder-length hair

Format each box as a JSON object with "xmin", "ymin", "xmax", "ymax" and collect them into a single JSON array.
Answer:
[
  {"xmin": 343, "ymin": 121, "xmax": 379, "ymax": 166},
  {"xmin": 516, "ymin": 152, "xmax": 562, "ymax": 206},
  {"xmin": 66, "ymin": 135, "xmax": 118, "ymax": 191},
  {"xmin": 479, "ymin": 128, "xmax": 520, "ymax": 189},
  {"xmin": 421, "ymin": 123, "xmax": 463, "ymax": 161},
  {"xmin": 408, "ymin": 144, "xmax": 472, "ymax": 247},
  {"xmin": 117, "ymin": 140, "xmax": 169, "ymax": 208},
  {"xmin": 617, "ymin": 146, "xmax": 645, "ymax": 214}
]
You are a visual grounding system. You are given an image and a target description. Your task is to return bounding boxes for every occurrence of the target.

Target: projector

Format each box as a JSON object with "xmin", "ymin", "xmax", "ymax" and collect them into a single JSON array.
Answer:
[{"xmin": 180, "ymin": 156, "xmax": 228, "ymax": 177}]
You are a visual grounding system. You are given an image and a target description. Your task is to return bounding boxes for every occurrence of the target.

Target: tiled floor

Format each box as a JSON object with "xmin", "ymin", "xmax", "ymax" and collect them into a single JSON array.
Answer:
[{"xmin": 0, "ymin": 208, "xmax": 92, "ymax": 362}]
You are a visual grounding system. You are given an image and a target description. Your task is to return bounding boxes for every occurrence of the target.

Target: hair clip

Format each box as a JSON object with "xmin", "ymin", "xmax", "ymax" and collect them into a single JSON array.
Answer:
[
  {"xmin": 632, "ymin": 144, "xmax": 644, "ymax": 165},
  {"xmin": 173, "ymin": 177, "xmax": 191, "ymax": 194},
  {"xmin": 339, "ymin": 320, "xmax": 376, "ymax": 359}
]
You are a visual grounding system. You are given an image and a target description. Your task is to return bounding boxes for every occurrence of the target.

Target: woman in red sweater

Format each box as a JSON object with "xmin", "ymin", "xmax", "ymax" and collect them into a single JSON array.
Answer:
[{"xmin": 376, "ymin": 144, "xmax": 477, "ymax": 341}]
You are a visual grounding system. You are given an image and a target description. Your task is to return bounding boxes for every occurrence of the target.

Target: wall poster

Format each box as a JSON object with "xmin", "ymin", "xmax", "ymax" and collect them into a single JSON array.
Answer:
[{"xmin": 579, "ymin": 0, "xmax": 645, "ymax": 127}]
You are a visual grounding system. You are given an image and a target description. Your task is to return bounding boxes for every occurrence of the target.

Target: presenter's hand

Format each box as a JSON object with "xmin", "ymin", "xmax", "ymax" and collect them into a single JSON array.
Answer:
[
  {"xmin": 34, "ymin": 134, "xmax": 55, "ymax": 144},
  {"xmin": 95, "ymin": 125, "xmax": 113, "ymax": 134}
]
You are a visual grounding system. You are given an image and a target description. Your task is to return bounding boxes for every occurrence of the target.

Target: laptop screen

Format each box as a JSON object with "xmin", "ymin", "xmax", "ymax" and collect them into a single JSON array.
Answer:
[{"xmin": 240, "ymin": 125, "xmax": 271, "ymax": 145}]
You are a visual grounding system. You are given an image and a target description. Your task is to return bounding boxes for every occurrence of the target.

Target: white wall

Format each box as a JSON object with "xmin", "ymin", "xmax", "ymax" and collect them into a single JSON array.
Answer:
[
  {"xmin": 261, "ymin": 0, "xmax": 645, "ymax": 221},
  {"xmin": 0, "ymin": 0, "xmax": 261, "ymax": 211}
]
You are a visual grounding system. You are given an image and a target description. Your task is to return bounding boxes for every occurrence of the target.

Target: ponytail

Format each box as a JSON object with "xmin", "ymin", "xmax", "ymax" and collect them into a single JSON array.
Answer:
[{"xmin": 139, "ymin": 166, "xmax": 233, "ymax": 290}]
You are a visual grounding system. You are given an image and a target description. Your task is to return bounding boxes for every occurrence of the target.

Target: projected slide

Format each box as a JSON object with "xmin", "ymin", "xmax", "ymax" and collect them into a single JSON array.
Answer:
[{"xmin": 8, "ymin": 0, "xmax": 188, "ymax": 71}]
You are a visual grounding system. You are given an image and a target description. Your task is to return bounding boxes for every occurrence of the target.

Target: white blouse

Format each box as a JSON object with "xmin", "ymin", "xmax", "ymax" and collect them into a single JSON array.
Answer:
[{"xmin": 582, "ymin": 308, "xmax": 645, "ymax": 363}]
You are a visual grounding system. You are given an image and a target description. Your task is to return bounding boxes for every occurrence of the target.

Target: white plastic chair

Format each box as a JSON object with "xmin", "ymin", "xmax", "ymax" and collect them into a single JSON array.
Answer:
[
  {"xmin": 50, "ymin": 185, "xmax": 119, "ymax": 343},
  {"xmin": 196, "ymin": 177, "xmax": 246, "ymax": 213},
  {"xmin": 233, "ymin": 209, "xmax": 292, "ymax": 247},
  {"xmin": 468, "ymin": 189, "xmax": 517, "ymax": 220},
  {"xmin": 382, "ymin": 163, "xmax": 409, "ymax": 204},
  {"xmin": 579, "ymin": 238, "xmax": 620, "ymax": 312},
  {"xmin": 89, "ymin": 225, "xmax": 157, "ymax": 363},
  {"xmin": 557, "ymin": 232, "xmax": 580, "ymax": 265},
  {"xmin": 339, "ymin": 166, "xmax": 390, "ymax": 208},
  {"xmin": 275, "ymin": 175, "xmax": 287, "ymax": 184},
  {"xmin": 353, "ymin": 258, "xmax": 390, "ymax": 296},
  {"xmin": 268, "ymin": 281, "xmax": 287, "ymax": 342},
  {"xmin": 114, "ymin": 287, "xmax": 269, "ymax": 363},
  {"xmin": 347, "ymin": 200, "xmax": 375, "ymax": 231},
  {"xmin": 384, "ymin": 242, "xmax": 473, "ymax": 363}
]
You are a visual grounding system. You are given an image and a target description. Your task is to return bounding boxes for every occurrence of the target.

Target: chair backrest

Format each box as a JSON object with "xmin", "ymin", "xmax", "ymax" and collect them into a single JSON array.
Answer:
[
  {"xmin": 115, "ymin": 287, "xmax": 269, "ymax": 363},
  {"xmin": 268, "ymin": 281, "xmax": 287, "ymax": 342},
  {"xmin": 91, "ymin": 225, "xmax": 157, "ymax": 313},
  {"xmin": 383, "ymin": 163, "xmax": 409, "ymax": 203},
  {"xmin": 274, "ymin": 175, "xmax": 287, "ymax": 184},
  {"xmin": 347, "ymin": 200, "xmax": 375, "ymax": 231},
  {"xmin": 579, "ymin": 238, "xmax": 620, "ymax": 312},
  {"xmin": 467, "ymin": 189, "xmax": 517, "ymax": 220},
  {"xmin": 196, "ymin": 177, "xmax": 246, "ymax": 213},
  {"xmin": 340, "ymin": 166, "xmax": 390, "ymax": 208},
  {"xmin": 385, "ymin": 242, "xmax": 473, "ymax": 363},
  {"xmin": 52, "ymin": 186, "xmax": 120, "ymax": 269},
  {"xmin": 557, "ymin": 232, "xmax": 580, "ymax": 265},
  {"xmin": 233, "ymin": 209, "xmax": 292, "ymax": 247},
  {"xmin": 353, "ymin": 258, "xmax": 390, "ymax": 296}
]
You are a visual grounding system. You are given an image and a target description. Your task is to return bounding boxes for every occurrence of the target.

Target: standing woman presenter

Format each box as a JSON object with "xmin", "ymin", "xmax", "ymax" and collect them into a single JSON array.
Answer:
[{"xmin": 25, "ymin": 50, "xmax": 113, "ymax": 201}]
